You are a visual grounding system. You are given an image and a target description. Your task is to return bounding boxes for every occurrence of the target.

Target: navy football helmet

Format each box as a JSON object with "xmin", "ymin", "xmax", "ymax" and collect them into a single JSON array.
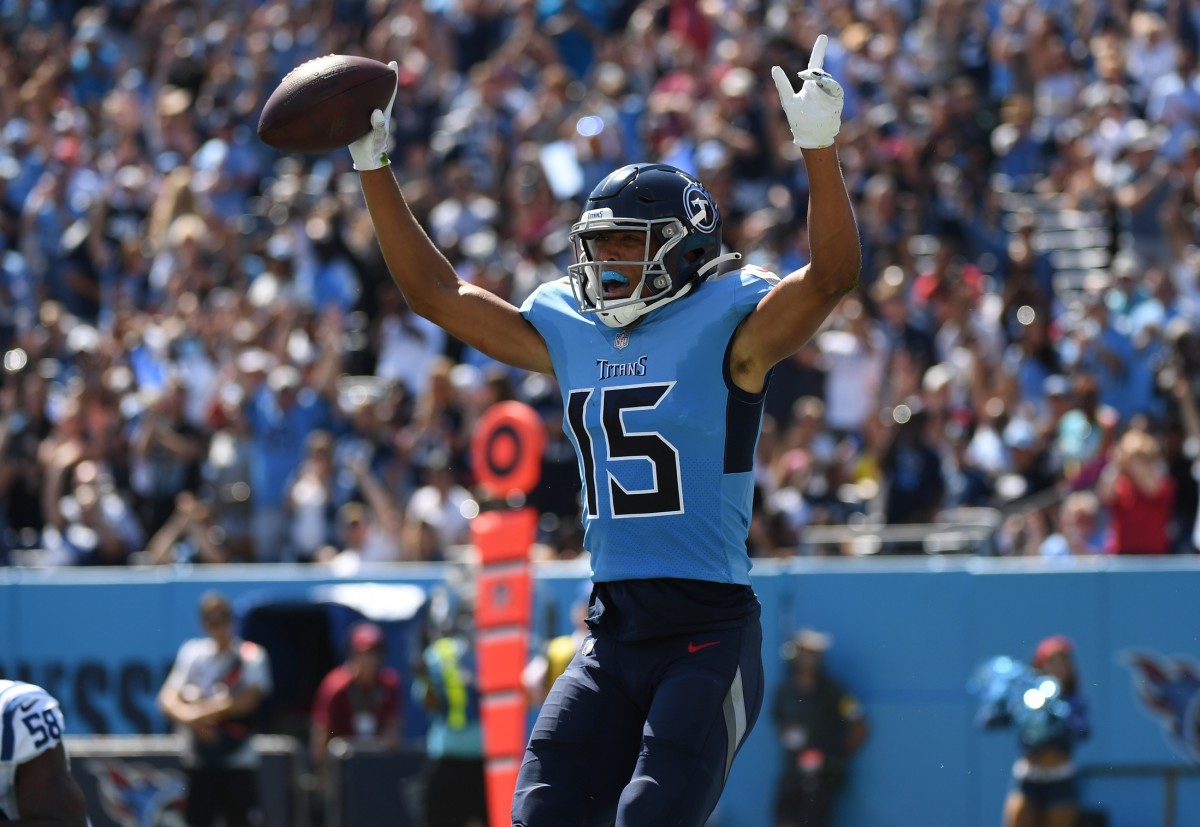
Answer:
[{"xmin": 568, "ymin": 163, "xmax": 740, "ymax": 328}]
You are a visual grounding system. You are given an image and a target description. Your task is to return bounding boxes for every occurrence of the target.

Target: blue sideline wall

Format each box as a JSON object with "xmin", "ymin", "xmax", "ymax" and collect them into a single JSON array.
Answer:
[{"xmin": 2, "ymin": 558, "xmax": 1199, "ymax": 827}]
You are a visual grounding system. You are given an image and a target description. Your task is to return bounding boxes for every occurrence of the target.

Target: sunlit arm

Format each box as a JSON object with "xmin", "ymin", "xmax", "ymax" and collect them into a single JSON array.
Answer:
[
  {"xmin": 730, "ymin": 146, "xmax": 860, "ymax": 392},
  {"xmin": 357, "ymin": 167, "xmax": 552, "ymax": 375}
]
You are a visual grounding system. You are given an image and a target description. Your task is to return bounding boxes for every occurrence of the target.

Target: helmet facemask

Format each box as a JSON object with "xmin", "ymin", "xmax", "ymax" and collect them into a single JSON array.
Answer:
[{"xmin": 569, "ymin": 214, "xmax": 692, "ymax": 328}]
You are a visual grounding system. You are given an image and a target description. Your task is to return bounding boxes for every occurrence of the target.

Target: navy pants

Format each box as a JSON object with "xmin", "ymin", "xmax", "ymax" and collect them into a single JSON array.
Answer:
[{"xmin": 512, "ymin": 620, "xmax": 764, "ymax": 827}]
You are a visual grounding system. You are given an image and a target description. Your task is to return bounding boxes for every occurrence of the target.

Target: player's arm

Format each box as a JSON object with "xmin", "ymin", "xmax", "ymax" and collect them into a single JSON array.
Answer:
[
  {"xmin": 350, "ymin": 70, "xmax": 553, "ymax": 376},
  {"xmin": 13, "ymin": 743, "xmax": 89, "ymax": 827},
  {"xmin": 729, "ymin": 34, "xmax": 861, "ymax": 394}
]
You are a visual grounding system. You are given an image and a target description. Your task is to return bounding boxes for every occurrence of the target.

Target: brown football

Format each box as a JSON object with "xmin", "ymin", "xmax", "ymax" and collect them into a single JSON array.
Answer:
[{"xmin": 258, "ymin": 54, "xmax": 395, "ymax": 154}]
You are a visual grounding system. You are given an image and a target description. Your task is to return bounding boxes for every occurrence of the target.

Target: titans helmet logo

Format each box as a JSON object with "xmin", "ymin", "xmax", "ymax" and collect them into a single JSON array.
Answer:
[
  {"xmin": 1124, "ymin": 650, "xmax": 1200, "ymax": 764},
  {"xmin": 682, "ymin": 184, "xmax": 718, "ymax": 233}
]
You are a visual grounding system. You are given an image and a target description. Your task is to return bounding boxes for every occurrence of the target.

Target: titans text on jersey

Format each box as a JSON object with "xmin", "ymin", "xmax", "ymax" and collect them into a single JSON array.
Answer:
[{"xmin": 596, "ymin": 356, "xmax": 649, "ymax": 380}]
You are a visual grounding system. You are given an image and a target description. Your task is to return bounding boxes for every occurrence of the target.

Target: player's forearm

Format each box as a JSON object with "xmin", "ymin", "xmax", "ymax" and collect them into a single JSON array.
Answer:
[
  {"xmin": 360, "ymin": 168, "xmax": 552, "ymax": 372},
  {"xmin": 802, "ymin": 146, "xmax": 861, "ymax": 298},
  {"xmin": 358, "ymin": 167, "xmax": 465, "ymax": 322}
]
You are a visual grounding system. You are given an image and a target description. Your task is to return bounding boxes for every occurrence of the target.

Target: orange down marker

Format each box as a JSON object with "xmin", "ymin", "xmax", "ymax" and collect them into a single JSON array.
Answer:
[{"xmin": 470, "ymin": 401, "xmax": 545, "ymax": 827}]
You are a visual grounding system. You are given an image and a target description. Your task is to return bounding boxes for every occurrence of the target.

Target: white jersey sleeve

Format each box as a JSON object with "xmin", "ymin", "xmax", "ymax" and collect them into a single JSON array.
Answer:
[{"xmin": 0, "ymin": 680, "xmax": 68, "ymax": 820}]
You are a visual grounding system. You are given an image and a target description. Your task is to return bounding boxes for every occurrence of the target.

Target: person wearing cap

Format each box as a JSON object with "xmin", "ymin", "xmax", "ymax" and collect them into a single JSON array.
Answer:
[
  {"xmin": 309, "ymin": 621, "xmax": 402, "ymax": 782},
  {"xmin": 992, "ymin": 635, "xmax": 1091, "ymax": 827},
  {"xmin": 770, "ymin": 628, "xmax": 868, "ymax": 827}
]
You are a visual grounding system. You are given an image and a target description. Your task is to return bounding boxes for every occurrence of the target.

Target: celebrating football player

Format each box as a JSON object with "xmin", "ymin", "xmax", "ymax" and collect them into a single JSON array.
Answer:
[{"xmin": 352, "ymin": 33, "xmax": 859, "ymax": 827}]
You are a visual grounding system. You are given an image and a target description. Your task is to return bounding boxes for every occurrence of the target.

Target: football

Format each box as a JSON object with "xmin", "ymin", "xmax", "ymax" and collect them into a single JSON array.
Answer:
[{"xmin": 258, "ymin": 54, "xmax": 396, "ymax": 154}]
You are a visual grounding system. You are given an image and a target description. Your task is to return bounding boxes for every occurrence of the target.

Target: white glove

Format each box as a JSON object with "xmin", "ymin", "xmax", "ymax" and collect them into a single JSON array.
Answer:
[
  {"xmin": 772, "ymin": 34, "xmax": 844, "ymax": 149},
  {"xmin": 349, "ymin": 60, "xmax": 398, "ymax": 171}
]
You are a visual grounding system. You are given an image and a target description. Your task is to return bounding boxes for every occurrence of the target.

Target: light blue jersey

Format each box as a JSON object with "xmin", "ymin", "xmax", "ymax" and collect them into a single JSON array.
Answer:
[{"xmin": 521, "ymin": 266, "xmax": 777, "ymax": 585}]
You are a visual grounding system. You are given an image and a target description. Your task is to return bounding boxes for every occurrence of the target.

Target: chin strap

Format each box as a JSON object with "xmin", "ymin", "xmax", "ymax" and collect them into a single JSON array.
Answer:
[{"xmin": 597, "ymin": 252, "xmax": 744, "ymax": 328}]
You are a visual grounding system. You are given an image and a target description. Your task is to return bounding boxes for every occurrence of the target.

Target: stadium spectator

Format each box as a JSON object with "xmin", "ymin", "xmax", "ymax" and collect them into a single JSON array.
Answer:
[
  {"xmin": 414, "ymin": 585, "xmax": 488, "ymax": 827},
  {"xmin": 1038, "ymin": 490, "xmax": 1105, "ymax": 558},
  {"xmin": 771, "ymin": 628, "xmax": 868, "ymax": 827},
  {"xmin": 324, "ymin": 448, "xmax": 406, "ymax": 566},
  {"xmin": 880, "ymin": 401, "xmax": 946, "ymax": 531},
  {"xmin": 285, "ymin": 429, "xmax": 339, "ymax": 563},
  {"xmin": 1097, "ymin": 428, "xmax": 1177, "ymax": 554},
  {"xmin": 41, "ymin": 457, "xmax": 145, "ymax": 566},
  {"xmin": 158, "ymin": 590, "xmax": 273, "ymax": 827},
  {"xmin": 0, "ymin": 0, "xmax": 1196, "ymax": 567},
  {"xmin": 403, "ymin": 452, "xmax": 475, "ymax": 562},
  {"xmin": 145, "ymin": 490, "xmax": 230, "ymax": 565},
  {"xmin": 245, "ymin": 324, "xmax": 343, "ymax": 562},
  {"xmin": 310, "ymin": 621, "xmax": 402, "ymax": 778},
  {"xmin": 128, "ymin": 379, "xmax": 206, "ymax": 537},
  {"xmin": 199, "ymin": 382, "xmax": 256, "ymax": 562}
]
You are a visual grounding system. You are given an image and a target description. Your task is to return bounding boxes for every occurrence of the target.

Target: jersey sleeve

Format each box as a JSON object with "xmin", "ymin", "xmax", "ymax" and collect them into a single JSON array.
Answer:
[
  {"xmin": 518, "ymin": 279, "xmax": 567, "ymax": 333},
  {"xmin": 1, "ymin": 686, "xmax": 65, "ymax": 765},
  {"xmin": 239, "ymin": 641, "xmax": 273, "ymax": 696},
  {"xmin": 161, "ymin": 638, "xmax": 204, "ymax": 692}
]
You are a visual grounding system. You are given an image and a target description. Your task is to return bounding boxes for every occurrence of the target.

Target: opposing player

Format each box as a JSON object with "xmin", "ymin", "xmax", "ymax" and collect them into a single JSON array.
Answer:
[
  {"xmin": 0, "ymin": 680, "xmax": 90, "ymax": 825},
  {"xmin": 350, "ymin": 34, "xmax": 858, "ymax": 827}
]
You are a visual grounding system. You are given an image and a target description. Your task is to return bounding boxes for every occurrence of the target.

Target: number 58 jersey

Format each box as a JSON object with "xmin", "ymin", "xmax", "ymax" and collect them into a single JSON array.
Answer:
[
  {"xmin": 0, "ymin": 680, "xmax": 69, "ymax": 820},
  {"xmin": 521, "ymin": 267, "xmax": 776, "ymax": 586}
]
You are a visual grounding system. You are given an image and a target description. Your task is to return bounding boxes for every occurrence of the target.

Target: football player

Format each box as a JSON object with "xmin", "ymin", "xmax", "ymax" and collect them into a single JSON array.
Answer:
[
  {"xmin": 350, "ymin": 33, "xmax": 857, "ymax": 827},
  {"xmin": 0, "ymin": 680, "xmax": 90, "ymax": 825}
]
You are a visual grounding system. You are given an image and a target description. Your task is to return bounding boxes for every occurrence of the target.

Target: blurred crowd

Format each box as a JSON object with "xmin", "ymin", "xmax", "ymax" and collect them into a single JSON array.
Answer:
[{"xmin": 1, "ymin": 0, "xmax": 1199, "ymax": 567}]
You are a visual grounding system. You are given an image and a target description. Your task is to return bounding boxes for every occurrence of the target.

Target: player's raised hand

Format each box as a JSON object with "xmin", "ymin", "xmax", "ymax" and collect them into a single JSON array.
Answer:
[
  {"xmin": 349, "ymin": 60, "xmax": 399, "ymax": 171},
  {"xmin": 772, "ymin": 34, "xmax": 844, "ymax": 149}
]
